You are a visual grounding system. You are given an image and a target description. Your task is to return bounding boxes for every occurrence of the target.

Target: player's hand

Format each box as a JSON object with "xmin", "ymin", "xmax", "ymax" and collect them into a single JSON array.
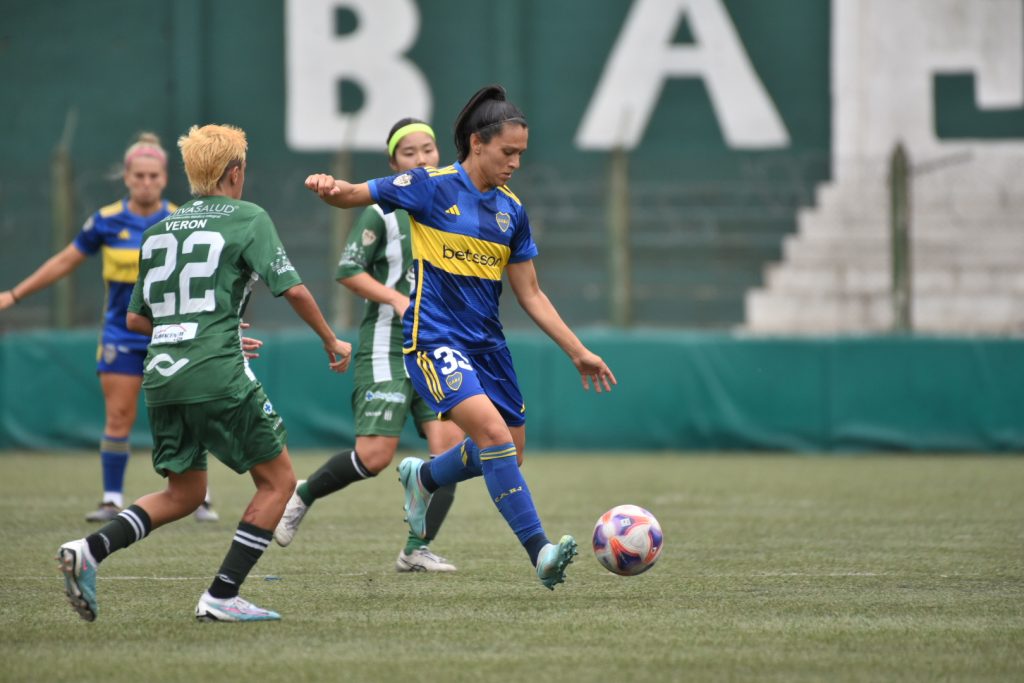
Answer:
[
  {"xmin": 305, "ymin": 173, "xmax": 341, "ymax": 198},
  {"xmin": 240, "ymin": 322, "xmax": 262, "ymax": 359},
  {"xmin": 325, "ymin": 338, "xmax": 352, "ymax": 373},
  {"xmin": 573, "ymin": 350, "xmax": 617, "ymax": 393},
  {"xmin": 0, "ymin": 290, "xmax": 15, "ymax": 310},
  {"xmin": 392, "ymin": 295, "xmax": 411, "ymax": 319}
]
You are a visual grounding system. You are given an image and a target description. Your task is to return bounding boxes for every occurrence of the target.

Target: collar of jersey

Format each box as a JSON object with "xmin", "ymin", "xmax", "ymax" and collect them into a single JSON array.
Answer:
[{"xmin": 454, "ymin": 161, "xmax": 497, "ymax": 199}]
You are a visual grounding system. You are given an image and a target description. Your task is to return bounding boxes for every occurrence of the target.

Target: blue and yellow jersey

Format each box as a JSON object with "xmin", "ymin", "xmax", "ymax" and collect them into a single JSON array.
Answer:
[
  {"xmin": 369, "ymin": 161, "xmax": 538, "ymax": 355},
  {"xmin": 73, "ymin": 198, "xmax": 176, "ymax": 351}
]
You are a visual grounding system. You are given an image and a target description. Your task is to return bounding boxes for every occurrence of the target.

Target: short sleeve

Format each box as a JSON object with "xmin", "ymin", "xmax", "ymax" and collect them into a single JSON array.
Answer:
[
  {"xmin": 241, "ymin": 210, "xmax": 303, "ymax": 296},
  {"xmin": 72, "ymin": 212, "xmax": 104, "ymax": 255},
  {"xmin": 127, "ymin": 276, "xmax": 150, "ymax": 319},
  {"xmin": 508, "ymin": 207, "xmax": 539, "ymax": 263},
  {"xmin": 336, "ymin": 206, "xmax": 386, "ymax": 280},
  {"xmin": 368, "ymin": 167, "xmax": 435, "ymax": 217}
]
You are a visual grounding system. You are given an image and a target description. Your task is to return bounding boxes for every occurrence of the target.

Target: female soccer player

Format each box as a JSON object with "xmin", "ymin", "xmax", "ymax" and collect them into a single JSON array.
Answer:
[
  {"xmin": 275, "ymin": 118, "xmax": 465, "ymax": 573},
  {"xmin": 0, "ymin": 133, "xmax": 218, "ymax": 522},
  {"xmin": 57, "ymin": 123, "xmax": 352, "ymax": 622},
  {"xmin": 305, "ymin": 85, "xmax": 617, "ymax": 590}
]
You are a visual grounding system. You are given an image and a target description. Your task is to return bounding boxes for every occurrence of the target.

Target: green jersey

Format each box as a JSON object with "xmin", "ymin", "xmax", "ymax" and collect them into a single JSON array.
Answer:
[
  {"xmin": 128, "ymin": 196, "xmax": 302, "ymax": 406},
  {"xmin": 336, "ymin": 205, "xmax": 415, "ymax": 385}
]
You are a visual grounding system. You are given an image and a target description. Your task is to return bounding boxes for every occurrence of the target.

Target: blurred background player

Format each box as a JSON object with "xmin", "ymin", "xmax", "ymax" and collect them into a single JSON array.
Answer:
[
  {"xmin": 275, "ymin": 119, "xmax": 464, "ymax": 572},
  {"xmin": 304, "ymin": 85, "xmax": 617, "ymax": 590},
  {"xmin": 56, "ymin": 123, "xmax": 352, "ymax": 623},
  {"xmin": 0, "ymin": 133, "xmax": 219, "ymax": 522}
]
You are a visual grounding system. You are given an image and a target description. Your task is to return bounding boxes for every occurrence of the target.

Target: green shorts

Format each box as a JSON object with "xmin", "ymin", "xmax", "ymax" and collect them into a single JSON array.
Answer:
[
  {"xmin": 147, "ymin": 384, "xmax": 287, "ymax": 476},
  {"xmin": 352, "ymin": 379, "xmax": 437, "ymax": 438}
]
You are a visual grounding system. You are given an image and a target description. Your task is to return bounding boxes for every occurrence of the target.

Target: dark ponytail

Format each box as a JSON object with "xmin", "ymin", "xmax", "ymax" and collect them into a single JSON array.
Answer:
[{"xmin": 453, "ymin": 84, "xmax": 527, "ymax": 162}]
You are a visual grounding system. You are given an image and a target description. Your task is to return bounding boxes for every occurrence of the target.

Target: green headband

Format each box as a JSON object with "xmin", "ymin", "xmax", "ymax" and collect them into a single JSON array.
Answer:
[{"xmin": 387, "ymin": 123, "xmax": 436, "ymax": 156}]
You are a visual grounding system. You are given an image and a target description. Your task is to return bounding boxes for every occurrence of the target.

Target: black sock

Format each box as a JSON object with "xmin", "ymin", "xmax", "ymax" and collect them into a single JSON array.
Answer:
[
  {"xmin": 424, "ymin": 483, "xmax": 456, "ymax": 540},
  {"xmin": 525, "ymin": 532, "xmax": 550, "ymax": 566},
  {"xmin": 208, "ymin": 522, "xmax": 272, "ymax": 599},
  {"xmin": 86, "ymin": 504, "xmax": 152, "ymax": 563},
  {"xmin": 305, "ymin": 450, "xmax": 374, "ymax": 502},
  {"xmin": 419, "ymin": 460, "xmax": 439, "ymax": 493}
]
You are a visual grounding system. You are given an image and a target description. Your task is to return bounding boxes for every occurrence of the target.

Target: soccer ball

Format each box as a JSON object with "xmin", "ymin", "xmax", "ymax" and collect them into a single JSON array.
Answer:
[{"xmin": 592, "ymin": 504, "xmax": 663, "ymax": 576}]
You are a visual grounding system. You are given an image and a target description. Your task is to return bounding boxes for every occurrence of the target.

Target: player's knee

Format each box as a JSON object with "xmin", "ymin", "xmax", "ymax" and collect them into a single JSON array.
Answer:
[
  {"xmin": 167, "ymin": 481, "xmax": 205, "ymax": 511},
  {"xmin": 476, "ymin": 423, "xmax": 512, "ymax": 449},
  {"xmin": 358, "ymin": 448, "xmax": 394, "ymax": 475},
  {"xmin": 104, "ymin": 410, "xmax": 135, "ymax": 434}
]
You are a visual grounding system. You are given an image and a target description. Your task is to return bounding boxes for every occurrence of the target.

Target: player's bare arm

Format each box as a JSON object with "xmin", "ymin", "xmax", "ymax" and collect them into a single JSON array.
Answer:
[
  {"xmin": 281, "ymin": 284, "xmax": 352, "ymax": 372},
  {"xmin": 303, "ymin": 174, "xmax": 374, "ymax": 209},
  {"xmin": 507, "ymin": 260, "xmax": 616, "ymax": 393},
  {"xmin": 0, "ymin": 243, "xmax": 87, "ymax": 310},
  {"xmin": 339, "ymin": 272, "xmax": 410, "ymax": 318},
  {"xmin": 125, "ymin": 312, "xmax": 153, "ymax": 336}
]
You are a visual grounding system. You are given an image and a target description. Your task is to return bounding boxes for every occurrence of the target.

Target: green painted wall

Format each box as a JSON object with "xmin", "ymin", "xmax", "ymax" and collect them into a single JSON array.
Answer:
[{"xmin": 0, "ymin": 0, "xmax": 830, "ymax": 331}]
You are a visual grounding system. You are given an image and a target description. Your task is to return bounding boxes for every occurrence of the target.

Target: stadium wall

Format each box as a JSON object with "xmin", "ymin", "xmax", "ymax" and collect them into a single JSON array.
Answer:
[{"xmin": 2, "ymin": 330, "xmax": 1020, "ymax": 453}]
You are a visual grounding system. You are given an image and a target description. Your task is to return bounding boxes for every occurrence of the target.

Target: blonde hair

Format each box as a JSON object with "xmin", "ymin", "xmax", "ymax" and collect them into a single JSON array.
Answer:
[
  {"xmin": 177, "ymin": 124, "xmax": 248, "ymax": 196},
  {"xmin": 123, "ymin": 132, "xmax": 167, "ymax": 170}
]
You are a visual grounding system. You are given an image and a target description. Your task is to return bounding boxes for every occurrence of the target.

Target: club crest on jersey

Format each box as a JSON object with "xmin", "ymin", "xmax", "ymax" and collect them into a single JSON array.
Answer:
[
  {"xmin": 446, "ymin": 371, "xmax": 463, "ymax": 391},
  {"xmin": 495, "ymin": 212, "xmax": 511, "ymax": 233},
  {"xmin": 393, "ymin": 173, "xmax": 412, "ymax": 187},
  {"xmin": 362, "ymin": 229, "xmax": 376, "ymax": 246}
]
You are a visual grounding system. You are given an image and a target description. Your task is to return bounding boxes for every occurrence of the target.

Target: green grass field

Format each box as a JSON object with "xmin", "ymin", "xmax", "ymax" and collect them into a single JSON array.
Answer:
[{"xmin": 1, "ymin": 452, "xmax": 1022, "ymax": 682}]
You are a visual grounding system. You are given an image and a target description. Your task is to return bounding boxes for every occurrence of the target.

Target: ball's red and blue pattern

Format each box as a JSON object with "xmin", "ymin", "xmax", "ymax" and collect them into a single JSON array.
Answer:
[{"xmin": 592, "ymin": 504, "xmax": 663, "ymax": 576}]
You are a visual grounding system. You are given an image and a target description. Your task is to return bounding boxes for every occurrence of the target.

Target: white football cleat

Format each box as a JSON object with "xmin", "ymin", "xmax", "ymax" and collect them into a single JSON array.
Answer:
[
  {"xmin": 274, "ymin": 480, "xmax": 309, "ymax": 547},
  {"xmin": 396, "ymin": 546, "xmax": 457, "ymax": 573},
  {"xmin": 195, "ymin": 591, "xmax": 280, "ymax": 622}
]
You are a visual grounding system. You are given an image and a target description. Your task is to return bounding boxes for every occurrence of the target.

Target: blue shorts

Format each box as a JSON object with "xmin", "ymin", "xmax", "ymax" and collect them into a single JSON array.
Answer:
[
  {"xmin": 405, "ymin": 345, "xmax": 526, "ymax": 427},
  {"xmin": 96, "ymin": 342, "xmax": 146, "ymax": 376}
]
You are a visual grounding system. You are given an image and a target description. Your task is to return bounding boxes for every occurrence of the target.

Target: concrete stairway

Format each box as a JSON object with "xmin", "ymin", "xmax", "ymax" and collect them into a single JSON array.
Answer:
[{"xmin": 745, "ymin": 178, "xmax": 1024, "ymax": 334}]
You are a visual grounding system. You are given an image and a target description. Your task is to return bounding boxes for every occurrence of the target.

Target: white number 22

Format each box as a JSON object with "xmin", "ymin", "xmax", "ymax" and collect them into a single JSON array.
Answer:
[{"xmin": 142, "ymin": 231, "xmax": 225, "ymax": 318}]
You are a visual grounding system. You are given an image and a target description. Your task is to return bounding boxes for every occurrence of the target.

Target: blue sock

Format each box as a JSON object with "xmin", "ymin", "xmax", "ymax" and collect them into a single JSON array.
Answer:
[
  {"xmin": 421, "ymin": 438, "xmax": 482, "ymax": 492},
  {"xmin": 100, "ymin": 435, "xmax": 130, "ymax": 505},
  {"xmin": 479, "ymin": 442, "xmax": 546, "ymax": 550}
]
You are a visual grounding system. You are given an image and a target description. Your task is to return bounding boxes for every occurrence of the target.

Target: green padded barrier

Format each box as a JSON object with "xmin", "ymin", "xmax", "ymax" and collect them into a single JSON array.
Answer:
[{"xmin": 2, "ymin": 330, "xmax": 1022, "ymax": 452}]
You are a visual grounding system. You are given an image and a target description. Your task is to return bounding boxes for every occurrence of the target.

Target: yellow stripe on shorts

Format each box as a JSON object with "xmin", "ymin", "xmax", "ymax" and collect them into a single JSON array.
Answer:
[{"xmin": 417, "ymin": 351, "xmax": 445, "ymax": 403}]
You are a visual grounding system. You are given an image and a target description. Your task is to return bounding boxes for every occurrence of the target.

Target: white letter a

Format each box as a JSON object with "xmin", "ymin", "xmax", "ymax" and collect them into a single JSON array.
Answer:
[{"xmin": 576, "ymin": 0, "xmax": 789, "ymax": 150}]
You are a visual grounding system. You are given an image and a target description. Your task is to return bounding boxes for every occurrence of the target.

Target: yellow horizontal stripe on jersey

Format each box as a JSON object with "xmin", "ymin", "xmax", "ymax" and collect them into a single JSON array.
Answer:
[
  {"xmin": 497, "ymin": 185, "xmax": 521, "ymax": 206},
  {"xmin": 410, "ymin": 220, "xmax": 510, "ymax": 282},
  {"xmin": 102, "ymin": 246, "xmax": 140, "ymax": 283},
  {"xmin": 479, "ymin": 446, "xmax": 518, "ymax": 461},
  {"xmin": 99, "ymin": 200, "xmax": 123, "ymax": 218}
]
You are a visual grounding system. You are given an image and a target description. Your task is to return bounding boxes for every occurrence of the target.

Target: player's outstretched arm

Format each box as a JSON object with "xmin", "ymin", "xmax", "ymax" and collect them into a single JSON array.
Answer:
[
  {"xmin": 0, "ymin": 243, "xmax": 87, "ymax": 311},
  {"xmin": 507, "ymin": 260, "xmax": 617, "ymax": 393},
  {"xmin": 281, "ymin": 284, "xmax": 352, "ymax": 372},
  {"xmin": 304, "ymin": 173, "xmax": 374, "ymax": 209}
]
